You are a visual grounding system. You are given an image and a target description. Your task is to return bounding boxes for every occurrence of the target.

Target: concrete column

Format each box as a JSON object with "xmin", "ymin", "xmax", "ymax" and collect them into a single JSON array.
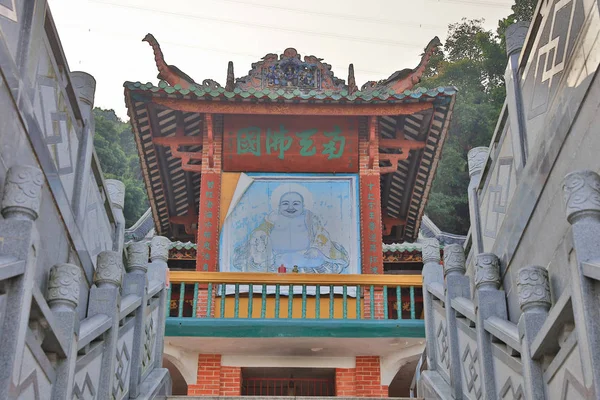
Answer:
[
  {"xmin": 0, "ymin": 165, "xmax": 44, "ymax": 399},
  {"xmin": 443, "ymin": 244, "xmax": 470, "ymax": 399},
  {"xmin": 124, "ymin": 241, "xmax": 150, "ymax": 397},
  {"xmin": 467, "ymin": 147, "xmax": 488, "ymax": 254},
  {"xmin": 47, "ymin": 263, "xmax": 83, "ymax": 400},
  {"xmin": 562, "ymin": 170, "xmax": 600, "ymax": 395},
  {"xmin": 421, "ymin": 238, "xmax": 442, "ymax": 371},
  {"xmin": 87, "ymin": 250, "xmax": 124, "ymax": 400},
  {"xmin": 473, "ymin": 252, "xmax": 507, "ymax": 398},
  {"xmin": 517, "ymin": 265, "xmax": 551, "ymax": 400},
  {"xmin": 504, "ymin": 22, "xmax": 530, "ymax": 173},
  {"xmin": 106, "ymin": 179, "xmax": 126, "ymax": 255}
]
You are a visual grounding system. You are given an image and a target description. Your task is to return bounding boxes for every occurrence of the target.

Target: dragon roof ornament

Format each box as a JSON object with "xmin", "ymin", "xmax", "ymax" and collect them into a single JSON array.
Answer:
[{"xmin": 142, "ymin": 34, "xmax": 442, "ymax": 96}]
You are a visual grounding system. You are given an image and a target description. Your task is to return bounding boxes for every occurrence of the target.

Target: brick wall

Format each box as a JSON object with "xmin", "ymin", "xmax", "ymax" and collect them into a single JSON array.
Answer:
[
  {"xmin": 335, "ymin": 356, "xmax": 388, "ymax": 397},
  {"xmin": 187, "ymin": 354, "xmax": 242, "ymax": 396},
  {"xmin": 362, "ymin": 288, "xmax": 385, "ymax": 319},
  {"xmin": 220, "ymin": 366, "xmax": 242, "ymax": 396},
  {"xmin": 335, "ymin": 368, "xmax": 357, "ymax": 396},
  {"xmin": 196, "ymin": 286, "xmax": 216, "ymax": 318}
]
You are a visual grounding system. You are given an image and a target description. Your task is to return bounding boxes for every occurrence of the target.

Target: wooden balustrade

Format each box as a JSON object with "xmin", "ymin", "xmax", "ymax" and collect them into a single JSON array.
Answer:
[{"xmin": 167, "ymin": 272, "xmax": 423, "ymax": 320}]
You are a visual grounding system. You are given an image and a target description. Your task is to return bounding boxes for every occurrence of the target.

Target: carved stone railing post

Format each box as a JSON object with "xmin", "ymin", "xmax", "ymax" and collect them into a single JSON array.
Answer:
[
  {"xmin": 70, "ymin": 71, "xmax": 97, "ymax": 222},
  {"xmin": 0, "ymin": 165, "xmax": 44, "ymax": 398},
  {"xmin": 505, "ymin": 22, "xmax": 530, "ymax": 173},
  {"xmin": 517, "ymin": 265, "xmax": 550, "ymax": 400},
  {"xmin": 443, "ymin": 244, "xmax": 470, "ymax": 398},
  {"xmin": 473, "ymin": 252, "xmax": 507, "ymax": 398},
  {"xmin": 47, "ymin": 263, "xmax": 82, "ymax": 400},
  {"xmin": 563, "ymin": 170, "xmax": 600, "ymax": 393},
  {"xmin": 149, "ymin": 236, "xmax": 170, "ymax": 369},
  {"xmin": 422, "ymin": 238, "xmax": 443, "ymax": 371},
  {"xmin": 124, "ymin": 241, "xmax": 150, "ymax": 397},
  {"xmin": 87, "ymin": 250, "xmax": 123, "ymax": 399},
  {"xmin": 106, "ymin": 179, "xmax": 126, "ymax": 255},
  {"xmin": 467, "ymin": 147, "xmax": 488, "ymax": 255}
]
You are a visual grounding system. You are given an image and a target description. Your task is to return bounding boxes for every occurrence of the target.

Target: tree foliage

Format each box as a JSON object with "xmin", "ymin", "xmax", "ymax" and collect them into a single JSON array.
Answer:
[
  {"xmin": 422, "ymin": 0, "xmax": 537, "ymax": 234},
  {"xmin": 420, "ymin": 18, "xmax": 507, "ymax": 234},
  {"xmin": 93, "ymin": 108, "xmax": 148, "ymax": 227}
]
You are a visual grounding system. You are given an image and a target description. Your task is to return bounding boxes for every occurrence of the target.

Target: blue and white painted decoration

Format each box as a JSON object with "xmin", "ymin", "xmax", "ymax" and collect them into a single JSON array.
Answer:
[{"xmin": 220, "ymin": 173, "xmax": 360, "ymax": 274}]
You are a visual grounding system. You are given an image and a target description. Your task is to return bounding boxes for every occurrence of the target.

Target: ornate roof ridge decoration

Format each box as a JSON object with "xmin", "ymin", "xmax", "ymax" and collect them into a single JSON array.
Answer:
[
  {"xmin": 236, "ymin": 47, "xmax": 345, "ymax": 92},
  {"xmin": 361, "ymin": 36, "xmax": 441, "ymax": 94},
  {"xmin": 141, "ymin": 35, "xmax": 442, "ymax": 96}
]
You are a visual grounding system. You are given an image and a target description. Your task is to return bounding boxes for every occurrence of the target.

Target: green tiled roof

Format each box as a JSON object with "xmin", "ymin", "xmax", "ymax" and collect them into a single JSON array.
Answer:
[{"xmin": 124, "ymin": 80, "xmax": 456, "ymax": 103}]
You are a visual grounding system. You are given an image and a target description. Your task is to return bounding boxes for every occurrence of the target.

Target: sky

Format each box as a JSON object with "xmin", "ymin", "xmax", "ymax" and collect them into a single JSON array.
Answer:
[{"xmin": 48, "ymin": 0, "xmax": 513, "ymax": 120}]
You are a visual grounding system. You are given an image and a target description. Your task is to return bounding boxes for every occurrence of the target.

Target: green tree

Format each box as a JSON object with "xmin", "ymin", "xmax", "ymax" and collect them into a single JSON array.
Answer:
[
  {"xmin": 421, "ymin": 18, "xmax": 507, "ymax": 234},
  {"xmin": 93, "ymin": 108, "xmax": 148, "ymax": 227}
]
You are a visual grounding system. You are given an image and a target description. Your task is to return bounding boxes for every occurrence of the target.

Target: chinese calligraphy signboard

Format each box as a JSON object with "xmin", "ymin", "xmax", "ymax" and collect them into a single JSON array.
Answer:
[
  {"xmin": 223, "ymin": 115, "xmax": 359, "ymax": 173},
  {"xmin": 360, "ymin": 174, "xmax": 383, "ymax": 274},
  {"xmin": 196, "ymin": 172, "xmax": 221, "ymax": 271}
]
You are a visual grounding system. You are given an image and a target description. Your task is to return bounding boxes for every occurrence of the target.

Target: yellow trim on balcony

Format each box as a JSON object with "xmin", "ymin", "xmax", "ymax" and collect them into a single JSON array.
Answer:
[{"xmin": 168, "ymin": 271, "xmax": 422, "ymax": 286}]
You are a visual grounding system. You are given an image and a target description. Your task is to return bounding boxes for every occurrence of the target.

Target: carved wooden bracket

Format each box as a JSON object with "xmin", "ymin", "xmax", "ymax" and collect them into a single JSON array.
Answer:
[
  {"xmin": 382, "ymin": 211, "xmax": 406, "ymax": 236},
  {"xmin": 169, "ymin": 205, "xmax": 198, "ymax": 235},
  {"xmin": 378, "ymin": 130, "xmax": 426, "ymax": 174},
  {"xmin": 152, "ymin": 113, "xmax": 203, "ymax": 173}
]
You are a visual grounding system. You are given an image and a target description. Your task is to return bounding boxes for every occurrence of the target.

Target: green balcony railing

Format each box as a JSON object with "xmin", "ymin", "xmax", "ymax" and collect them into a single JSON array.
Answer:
[{"xmin": 167, "ymin": 272, "xmax": 423, "ymax": 321}]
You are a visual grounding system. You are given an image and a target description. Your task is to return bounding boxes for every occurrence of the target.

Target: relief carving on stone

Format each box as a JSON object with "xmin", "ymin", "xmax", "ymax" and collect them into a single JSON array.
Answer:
[
  {"xmin": 467, "ymin": 147, "xmax": 489, "ymax": 177},
  {"xmin": 1, "ymin": 165, "xmax": 44, "ymax": 220},
  {"xmin": 105, "ymin": 179, "xmax": 125, "ymax": 210},
  {"xmin": 505, "ymin": 22, "xmax": 530, "ymax": 55},
  {"xmin": 94, "ymin": 251, "xmax": 123, "ymax": 288},
  {"xmin": 127, "ymin": 242, "xmax": 149, "ymax": 273},
  {"xmin": 421, "ymin": 238, "xmax": 441, "ymax": 264},
  {"xmin": 562, "ymin": 170, "xmax": 600, "ymax": 222},
  {"xmin": 443, "ymin": 244, "xmax": 466, "ymax": 276},
  {"xmin": 150, "ymin": 236, "xmax": 171, "ymax": 262},
  {"xmin": 475, "ymin": 253, "xmax": 501, "ymax": 290},
  {"xmin": 517, "ymin": 265, "xmax": 551, "ymax": 312},
  {"xmin": 47, "ymin": 263, "xmax": 82, "ymax": 310}
]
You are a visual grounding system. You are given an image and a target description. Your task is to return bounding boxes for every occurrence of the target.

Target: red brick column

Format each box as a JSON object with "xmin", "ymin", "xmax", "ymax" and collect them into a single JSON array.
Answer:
[
  {"xmin": 220, "ymin": 366, "xmax": 242, "ymax": 396},
  {"xmin": 335, "ymin": 368, "xmax": 356, "ymax": 396},
  {"xmin": 362, "ymin": 287, "xmax": 385, "ymax": 319},
  {"xmin": 196, "ymin": 114, "xmax": 223, "ymax": 271},
  {"xmin": 196, "ymin": 285, "xmax": 216, "ymax": 318},
  {"xmin": 187, "ymin": 354, "xmax": 221, "ymax": 396},
  {"xmin": 355, "ymin": 356, "xmax": 388, "ymax": 398}
]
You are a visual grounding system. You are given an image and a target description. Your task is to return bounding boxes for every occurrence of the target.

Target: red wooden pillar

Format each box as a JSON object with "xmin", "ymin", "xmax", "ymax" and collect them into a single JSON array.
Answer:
[
  {"xmin": 359, "ymin": 116, "xmax": 383, "ymax": 275},
  {"xmin": 360, "ymin": 117, "xmax": 384, "ymax": 319},
  {"xmin": 196, "ymin": 114, "xmax": 222, "ymax": 271}
]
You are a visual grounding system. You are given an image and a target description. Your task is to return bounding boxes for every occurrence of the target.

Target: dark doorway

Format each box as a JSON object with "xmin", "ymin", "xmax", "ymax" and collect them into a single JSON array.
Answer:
[{"xmin": 242, "ymin": 367, "xmax": 335, "ymax": 396}]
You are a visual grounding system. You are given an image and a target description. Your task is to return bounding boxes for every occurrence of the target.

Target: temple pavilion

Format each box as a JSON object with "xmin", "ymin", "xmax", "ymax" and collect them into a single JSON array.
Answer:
[{"xmin": 124, "ymin": 34, "xmax": 457, "ymax": 397}]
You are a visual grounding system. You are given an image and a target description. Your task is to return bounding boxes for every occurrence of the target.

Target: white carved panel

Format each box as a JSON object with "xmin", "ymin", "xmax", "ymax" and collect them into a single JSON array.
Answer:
[
  {"xmin": 16, "ymin": 345, "xmax": 52, "ymax": 400},
  {"xmin": 480, "ymin": 128, "xmax": 517, "ymax": 252},
  {"xmin": 32, "ymin": 41, "xmax": 79, "ymax": 201},
  {"xmin": 457, "ymin": 320, "xmax": 482, "ymax": 400},
  {"xmin": 521, "ymin": 0, "xmax": 585, "ymax": 152},
  {"xmin": 82, "ymin": 172, "xmax": 113, "ymax": 265},
  {"xmin": 433, "ymin": 304, "xmax": 450, "ymax": 383},
  {"xmin": 142, "ymin": 302, "xmax": 159, "ymax": 376},
  {"xmin": 73, "ymin": 350, "xmax": 102, "ymax": 400},
  {"xmin": 545, "ymin": 332, "xmax": 590, "ymax": 399},
  {"xmin": 113, "ymin": 323, "xmax": 135, "ymax": 400},
  {"xmin": 491, "ymin": 346, "xmax": 524, "ymax": 400}
]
